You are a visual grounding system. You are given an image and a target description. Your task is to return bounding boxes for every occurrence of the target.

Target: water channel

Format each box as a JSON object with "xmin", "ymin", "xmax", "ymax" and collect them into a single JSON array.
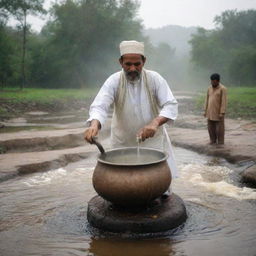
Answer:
[{"xmin": 1, "ymin": 146, "xmax": 256, "ymax": 256}]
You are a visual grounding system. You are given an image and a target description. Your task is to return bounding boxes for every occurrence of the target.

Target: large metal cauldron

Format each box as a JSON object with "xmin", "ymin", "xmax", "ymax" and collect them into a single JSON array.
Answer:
[{"xmin": 92, "ymin": 147, "xmax": 172, "ymax": 207}]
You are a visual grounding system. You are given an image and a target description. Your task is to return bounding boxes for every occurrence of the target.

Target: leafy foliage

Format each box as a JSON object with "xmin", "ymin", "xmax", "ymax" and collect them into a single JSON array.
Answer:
[
  {"xmin": 0, "ymin": 0, "xmax": 46, "ymax": 89},
  {"xmin": 146, "ymin": 42, "xmax": 176, "ymax": 83},
  {"xmin": 31, "ymin": 0, "xmax": 144, "ymax": 88},
  {"xmin": 1, "ymin": 5, "xmax": 256, "ymax": 90},
  {"xmin": 0, "ymin": 0, "xmax": 144, "ymax": 88},
  {"xmin": 190, "ymin": 10, "xmax": 256, "ymax": 86}
]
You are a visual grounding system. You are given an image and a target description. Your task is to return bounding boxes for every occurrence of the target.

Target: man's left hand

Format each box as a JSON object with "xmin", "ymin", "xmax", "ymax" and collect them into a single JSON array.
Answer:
[
  {"xmin": 137, "ymin": 122, "xmax": 158, "ymax": 141},
  {"xmin": 137, "ymin": 116, "xmax": 169, "ymax": 142}
]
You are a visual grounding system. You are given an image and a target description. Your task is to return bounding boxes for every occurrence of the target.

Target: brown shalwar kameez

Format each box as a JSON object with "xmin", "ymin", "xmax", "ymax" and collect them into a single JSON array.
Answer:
[{"xmin": 204, "ymin": 84, "xmax": 227, "ymax": 144}]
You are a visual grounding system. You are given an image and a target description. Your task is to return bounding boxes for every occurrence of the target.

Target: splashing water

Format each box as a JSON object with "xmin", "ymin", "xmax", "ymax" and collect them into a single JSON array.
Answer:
[{"xmin": 180, "ymin": 163, "xmax": 256, "ymax": 200}]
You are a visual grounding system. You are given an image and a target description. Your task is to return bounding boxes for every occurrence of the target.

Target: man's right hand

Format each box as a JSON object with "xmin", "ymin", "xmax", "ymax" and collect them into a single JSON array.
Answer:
[{"xmin": 84, "ymin": 119, "xmax": 101, "ymax": 143}]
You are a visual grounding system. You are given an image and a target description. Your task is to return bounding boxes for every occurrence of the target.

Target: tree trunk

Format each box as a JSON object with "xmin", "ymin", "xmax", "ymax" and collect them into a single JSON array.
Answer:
[{"xmin": 21, "ymin": 9, "xmax": 27, "ymax": 90}]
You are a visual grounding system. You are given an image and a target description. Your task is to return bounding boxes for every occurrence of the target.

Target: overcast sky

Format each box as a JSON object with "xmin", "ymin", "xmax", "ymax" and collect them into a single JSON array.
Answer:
[
  {"xmin": 139, "ymin": 0, "xmax": 256, "ymax": 29},
  {"xmin": 25, "ymin": 0, "xmax": 256, "ymax": 31}
]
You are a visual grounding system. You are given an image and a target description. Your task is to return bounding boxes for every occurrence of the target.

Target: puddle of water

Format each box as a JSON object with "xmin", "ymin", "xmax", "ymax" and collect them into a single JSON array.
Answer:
[{"xmin": 0, "ymin": 148, "xmax": 256, "ymax": 256}]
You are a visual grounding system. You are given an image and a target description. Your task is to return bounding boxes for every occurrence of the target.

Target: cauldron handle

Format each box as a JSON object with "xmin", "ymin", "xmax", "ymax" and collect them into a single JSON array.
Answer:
[{"xmin": 91, "ymin": 137, "xmax": 105, "ymax": 155}]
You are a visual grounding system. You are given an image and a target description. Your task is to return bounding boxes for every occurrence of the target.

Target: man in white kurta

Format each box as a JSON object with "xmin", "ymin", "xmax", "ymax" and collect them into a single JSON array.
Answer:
[{"xmin": 84, "ymin": 41, "xmax": 179, "ymax": 195}]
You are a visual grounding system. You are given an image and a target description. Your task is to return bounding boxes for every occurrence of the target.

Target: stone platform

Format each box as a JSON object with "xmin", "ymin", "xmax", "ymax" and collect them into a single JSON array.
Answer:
[{"xmin": 87, "ymin": 194, "xmax": 187, "ymax": 233}]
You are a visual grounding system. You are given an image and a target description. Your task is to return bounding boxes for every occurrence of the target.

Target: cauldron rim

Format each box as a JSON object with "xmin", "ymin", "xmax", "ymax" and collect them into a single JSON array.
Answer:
[{"xmin": 97, "ymin": 147, "xmax": 168, "ymax": 166}]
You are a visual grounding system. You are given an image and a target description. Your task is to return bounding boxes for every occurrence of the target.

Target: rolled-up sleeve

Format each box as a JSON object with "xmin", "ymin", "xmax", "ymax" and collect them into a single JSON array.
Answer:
[{"xmin": 86, "ymin": 73, "xmax": 119, "ymax": 127}]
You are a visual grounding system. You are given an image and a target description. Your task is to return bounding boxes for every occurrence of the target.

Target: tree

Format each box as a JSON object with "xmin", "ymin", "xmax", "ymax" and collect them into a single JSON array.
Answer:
[
  {"xmin": 0, "ymin": 25, "xmax": 13, "ymax": 88},
  {"xmin": 0, "ymin": 0, "xmax": 46, "ymax": 89},
  {"xmin": 147, "ymin": 42, "xmax": 176, "ymax": 83},
  {"xmin": 229, "ymin": 46, "xmax": 256, "ymax": 85},
  {"xmin": 189, "ymin": 9, "xmax": 256, "ymax": 86},
  {"xmin": 190, "ymin": 28, "xmax": 228, "ymax": 73},
  {"xmin": 32, "ymin": 0, "xmax": 144, "ymax": 88}
]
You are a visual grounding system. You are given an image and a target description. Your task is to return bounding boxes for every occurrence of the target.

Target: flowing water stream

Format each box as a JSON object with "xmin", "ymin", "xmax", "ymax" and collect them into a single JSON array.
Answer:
[{"xmin": 0, "ymin": 147, "xmax": 256, "ymax": 256}]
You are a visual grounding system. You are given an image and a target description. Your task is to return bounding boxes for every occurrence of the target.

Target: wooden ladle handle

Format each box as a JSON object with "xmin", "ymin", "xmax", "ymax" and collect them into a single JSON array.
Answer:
[{"xmin": 91, "ymin": 137, "xmax": 105, "ymax": 155}]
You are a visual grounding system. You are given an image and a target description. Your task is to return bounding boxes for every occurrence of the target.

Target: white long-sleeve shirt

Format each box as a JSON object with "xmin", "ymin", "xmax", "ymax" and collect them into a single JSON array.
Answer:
[{"xmin": 88, "ymin": 70, "xmax": 178, "ymax": 128}]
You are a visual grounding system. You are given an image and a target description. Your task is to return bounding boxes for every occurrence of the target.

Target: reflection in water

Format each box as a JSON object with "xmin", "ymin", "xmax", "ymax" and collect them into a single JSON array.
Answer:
[
  {"xmin": 0, "ymin": 148, "xmax": 256, "ymax": 256},
  {"xmin": 89, "ymin": 238, "xmax": 175, "ymax": 256}
]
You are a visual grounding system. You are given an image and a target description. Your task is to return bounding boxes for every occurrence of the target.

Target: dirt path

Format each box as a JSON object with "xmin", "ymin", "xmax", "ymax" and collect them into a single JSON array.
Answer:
[
  {"xmin": 0, "ymin": 121, "xmax": 110, "ymax": 181},
  {"xmin": 170, "ymin": 114, "xmax": 256, "ymax": 163}
]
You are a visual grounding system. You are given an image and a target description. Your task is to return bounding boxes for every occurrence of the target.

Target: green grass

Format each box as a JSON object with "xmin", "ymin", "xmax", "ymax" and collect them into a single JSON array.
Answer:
[
  {"xmin": 1, "ymin": 87, "xmax": 255, "ymax": 120},
  {"xmin": 0, "ymin": 88, "xmax": 98, "ymax": 103},
  {"xmin": 196, "ymin": 87, "xmax": 256, "ymax": 119}
]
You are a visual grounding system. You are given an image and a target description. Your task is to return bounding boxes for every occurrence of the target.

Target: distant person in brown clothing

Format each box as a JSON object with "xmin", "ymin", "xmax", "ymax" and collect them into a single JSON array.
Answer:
[{"xmin": 204, "ymin": 73, "xmax": 227, "ymax": 145}]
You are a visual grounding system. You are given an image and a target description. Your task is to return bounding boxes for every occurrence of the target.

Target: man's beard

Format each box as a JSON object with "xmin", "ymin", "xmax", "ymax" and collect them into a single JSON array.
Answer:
[{"xmin": 125, "ymin": 70, "xmax": 141, "ymax": 82}]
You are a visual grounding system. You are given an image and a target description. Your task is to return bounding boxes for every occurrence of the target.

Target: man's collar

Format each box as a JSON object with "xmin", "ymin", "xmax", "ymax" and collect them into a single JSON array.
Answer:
[{"xmin": 212, "ymin": 83, "xmax": 220, "ymax": 89}]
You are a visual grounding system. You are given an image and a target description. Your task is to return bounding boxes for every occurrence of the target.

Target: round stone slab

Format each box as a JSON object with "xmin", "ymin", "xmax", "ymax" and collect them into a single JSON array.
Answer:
[{"xmin": 87, "ymin": 194, "xmax": 187, "ymax": 233}]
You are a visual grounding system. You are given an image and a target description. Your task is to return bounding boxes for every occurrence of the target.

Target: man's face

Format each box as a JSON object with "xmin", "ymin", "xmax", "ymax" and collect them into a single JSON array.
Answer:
[
  {"xmin": 119, "ymin": 54, "xmax": 146, "ymax": 82},
  {"xmin": 211, "ymin": 79, "xmax": 219, "ymax": 87}
]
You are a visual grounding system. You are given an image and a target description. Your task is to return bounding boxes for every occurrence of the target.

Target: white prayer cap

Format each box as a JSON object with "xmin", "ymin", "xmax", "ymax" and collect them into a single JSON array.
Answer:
[{"xmin": 119, "ymin": 40, "xmax": 145, "ymax": 56}]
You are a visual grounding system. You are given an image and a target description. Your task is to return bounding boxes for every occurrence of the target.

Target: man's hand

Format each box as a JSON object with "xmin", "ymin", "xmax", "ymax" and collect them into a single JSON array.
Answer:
[
  {"xmin": 137, "ymin": 116, "xmax": 169, "ymax": 142},
  {"xmin": 84, "ymin": 119, "xmax": 101, "ymax": 143},
  {"xmin": 137, "ymin": 123, "xmax": 158, "ymax": 141},
  {"xmin": 219, "ymin": 113, "xmax": 225, "ymax": 119}
]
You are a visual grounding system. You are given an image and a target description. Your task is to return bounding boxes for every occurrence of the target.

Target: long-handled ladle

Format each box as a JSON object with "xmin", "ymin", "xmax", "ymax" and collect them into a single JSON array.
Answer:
[{"xmin": 91, "ymin": 137, "xmax": 105, "ymax": 155}]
